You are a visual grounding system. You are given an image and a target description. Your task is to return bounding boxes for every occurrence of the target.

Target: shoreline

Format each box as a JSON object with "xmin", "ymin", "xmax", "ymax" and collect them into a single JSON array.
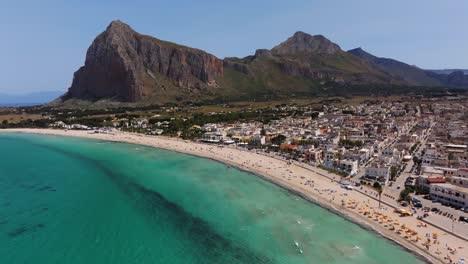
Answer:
[{"xmin": 2, "ymin": 128, "xmax": 466, "ymax": 264}]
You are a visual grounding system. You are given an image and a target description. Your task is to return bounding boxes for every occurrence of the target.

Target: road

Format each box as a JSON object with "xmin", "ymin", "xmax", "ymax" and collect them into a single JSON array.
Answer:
[{"xmin": 384, "ymin": 123, "xmax": 433, "ymax": 199}]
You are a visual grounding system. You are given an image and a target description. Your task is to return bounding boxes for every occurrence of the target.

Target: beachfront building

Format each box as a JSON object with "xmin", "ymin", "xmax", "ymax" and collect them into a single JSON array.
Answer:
[
  {"xmin": 365, "ymin": 162, "xmax": 390, "ymax": 184},
  {"xmin": 304, "ymin": 148, "xmax": 324, "ymax": 164},
  {"xmin": 343, "ymin": 148, "xmax": 370, "ymax": 165},
  {"xmin": 201, "ymin": 132, "xmax": 224, "ymax": 143},
  {"xmin": 415, "ymin": 176, "xmax": 446, "ymax": 193},
  {"xmin": 338, "ymin": 159, "xmax": 359, "ymax": 176},
  {"xmin": 429, "ymin": 183, "xmax": 468, "ymax": 207}
]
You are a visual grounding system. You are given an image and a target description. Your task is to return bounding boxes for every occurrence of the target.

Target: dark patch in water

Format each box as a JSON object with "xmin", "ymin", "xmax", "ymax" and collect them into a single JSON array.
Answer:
[
  {"xmin": 14, "ymin": 136, "xmax": 275, "ymax": 263},
  {"xmin": 133, "ymin": 184, "xmax": 273, "ymax": 263},
  {"xmin": 35, "ymin": 185, "xmax": 56, "ymax": 192},
  {"xmin": 8, "ymin": 226, "xmax": 27, "ymax": 237},
  {"xmin": 19, "ymin": 183, "xmax": 41, "ymax": 190},
  {"xmin": 8, "ymin": 223, "xmax": 45, "ymax": 238},
  {"xmin": 38, "ymin": 185, "xmax": 53, "ymax": 192}
]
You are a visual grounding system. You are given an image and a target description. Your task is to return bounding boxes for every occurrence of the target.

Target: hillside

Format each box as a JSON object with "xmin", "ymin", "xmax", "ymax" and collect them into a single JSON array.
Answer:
[
  {"xmin": 347, "ymin": 48, "xmax": 443, "ymax": 87},
  {"xmin": 60, "ymin": 21, "xmax": 463, "ymax": 105}
]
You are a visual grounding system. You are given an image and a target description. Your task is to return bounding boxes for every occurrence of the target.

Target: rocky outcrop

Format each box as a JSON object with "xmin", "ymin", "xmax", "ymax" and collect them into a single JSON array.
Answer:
[
  {"xmin": 267, "ymin": 33, "xmax": 392, "ymax": 84},
  {"xmin": 223, "ymin": 59, "xmax": 253, "ymax": 76},
  {"xmin": 271, "ymin": 31, "xmax": 341, "ymax": 56},
  {"xmin": 66, "ymin": 20, "xmax": 223, "ymax": 102}
]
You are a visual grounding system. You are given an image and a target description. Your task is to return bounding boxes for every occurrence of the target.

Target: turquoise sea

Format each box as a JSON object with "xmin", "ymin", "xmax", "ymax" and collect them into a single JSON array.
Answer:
[{"xmin": 0, "ymin": 133, "xmax": 425, "ymax": 263}]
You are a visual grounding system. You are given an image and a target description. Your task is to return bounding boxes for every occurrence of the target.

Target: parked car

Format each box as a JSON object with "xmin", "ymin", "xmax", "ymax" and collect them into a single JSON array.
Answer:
[
  {"xmin": 459, "ymin": 216, "xmax": 468, "ymax": 223},
  {"xmin": 430, "ymin": 207, "xmax": 439, "ymax": 212},
  {"xmin": 413, "ymin": 203, "xmax": 423, "ymax": 208}
]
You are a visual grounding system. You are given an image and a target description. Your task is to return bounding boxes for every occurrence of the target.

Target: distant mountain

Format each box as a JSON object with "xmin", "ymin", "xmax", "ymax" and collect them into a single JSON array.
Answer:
[
  {"xmin": 425, "ymin": 70, "xmax": 468, "ymax": 87},
  {"xmin": 347, "ymin": 48, "xmax": 442, "ymax": 86},
  {"xmin": 0, "ymin": 91, "xmax": 63, "ymax": 106},
  {"xmin": 60, "ymin": 20, "xmax": 466, "ymax": 105},
  {"xmin": 427, "ymin": 69, "xmax": 468, "ymax": 75},
  {"xmin": 348, "ymin": 48, "xmax": 468, "ymax": 89}
]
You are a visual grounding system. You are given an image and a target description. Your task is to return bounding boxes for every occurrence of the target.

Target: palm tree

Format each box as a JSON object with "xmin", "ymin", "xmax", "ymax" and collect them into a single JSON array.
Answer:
[
  {"xmin": 378, "ymin": 188, "xmax": 383, "ymax": 209},
  {"xmin": 373, "ymin": 182, "xmax": 383, "ymax": 208}
]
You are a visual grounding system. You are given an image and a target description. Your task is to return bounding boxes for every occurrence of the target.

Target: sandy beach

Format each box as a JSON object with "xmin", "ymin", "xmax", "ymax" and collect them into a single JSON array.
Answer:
[{"xmin": 2, "ymin": 128, "xmax": 467, "ymax": 264}]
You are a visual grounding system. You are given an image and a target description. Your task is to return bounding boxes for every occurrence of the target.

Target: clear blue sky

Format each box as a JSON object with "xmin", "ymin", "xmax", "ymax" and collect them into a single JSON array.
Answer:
[{"xmin": 1, "ymin": 0, "xmax": 467, "ymax": 94}]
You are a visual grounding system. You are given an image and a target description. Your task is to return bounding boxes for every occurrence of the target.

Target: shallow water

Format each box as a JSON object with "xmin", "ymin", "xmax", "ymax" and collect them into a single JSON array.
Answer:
[{"xmin": 0, "ymin": 133, "xmax": 424, "ymax": 263}]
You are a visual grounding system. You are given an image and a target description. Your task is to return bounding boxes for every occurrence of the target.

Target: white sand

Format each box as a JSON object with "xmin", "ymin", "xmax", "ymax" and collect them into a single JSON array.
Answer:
[{"xmin": 3, "ymin": 128, "xmax": 467, "ymax": 264}]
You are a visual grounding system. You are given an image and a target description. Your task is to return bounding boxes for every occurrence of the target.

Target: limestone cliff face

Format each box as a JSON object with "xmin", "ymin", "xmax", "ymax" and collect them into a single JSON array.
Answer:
[{"xmin": 67, "ymin": 21, "xmax": 223, "ymax": 102}]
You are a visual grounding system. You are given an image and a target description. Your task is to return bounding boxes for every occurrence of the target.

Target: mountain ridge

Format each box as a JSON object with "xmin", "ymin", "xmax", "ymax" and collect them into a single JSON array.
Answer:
[
  {"xmin": 61, "ymin": 20, "xmax": 467, "ymax": 105},
  {"xmin": 347, "ymin": 47, "xmax": 443, "ymax": 87}
]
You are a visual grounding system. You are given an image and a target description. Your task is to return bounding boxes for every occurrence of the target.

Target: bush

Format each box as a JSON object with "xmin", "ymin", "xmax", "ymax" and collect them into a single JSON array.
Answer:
[
  {"xmin": 399, "ymin": 186, "xmax": 414, "ymax": 201},
  {"xmin": 373, "ymin": 182, "xmax": 382, "ymax": 190}
]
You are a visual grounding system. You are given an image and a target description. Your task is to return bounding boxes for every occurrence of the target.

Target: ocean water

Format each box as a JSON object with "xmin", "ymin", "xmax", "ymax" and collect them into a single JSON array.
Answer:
[{"xmin": 0, "ymin": 133, "xmax": 425, "ymax": 264}]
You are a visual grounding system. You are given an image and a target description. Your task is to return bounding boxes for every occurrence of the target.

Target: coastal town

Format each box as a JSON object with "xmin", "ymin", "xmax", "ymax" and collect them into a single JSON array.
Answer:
[
  {"xmin": 3, "ymin": 2, "xmax": 468, "ymax": 263},
  {"xmin": 23, "ymin": 96, "xmax": 468, "ymax": 215},
  {"xmin": 1, "ymin": 94, "xmax": 467, "ymax": 263}
]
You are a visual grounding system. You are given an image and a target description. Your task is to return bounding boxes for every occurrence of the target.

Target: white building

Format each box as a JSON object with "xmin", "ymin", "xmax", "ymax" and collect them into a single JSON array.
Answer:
[
  {"xmin": 201, "ymin": 132, "xmax": 224, "ymax": 143},
  {"xmin": 430, "ymin": 183, "xmax": 468, "ymax": 207},
  {"xmin": 339, "ymin": 159, "xmax": 359, "ymax": 176},
  {"xmin": 448, "ymin": 168, "xmax": 468, "ymax": 188},
  {"xmin": 365, "ymin": 162, "xmax": 391, "ymax": 183}
]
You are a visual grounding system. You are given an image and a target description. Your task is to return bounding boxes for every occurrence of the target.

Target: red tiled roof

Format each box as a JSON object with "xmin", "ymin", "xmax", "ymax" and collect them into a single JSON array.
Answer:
[
  {"xmin": 427, "ymin": 177, "xmax": 446, "ymax": 184},
  {"xmin": 280, "ymin": 143, "xmax": 298, "ymax": 150}
]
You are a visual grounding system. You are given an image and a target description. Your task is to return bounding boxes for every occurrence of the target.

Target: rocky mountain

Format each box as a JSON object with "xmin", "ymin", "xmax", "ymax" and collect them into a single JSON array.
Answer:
[
  {"xmin": 220, "ymin": 32, "xmax": 402, "ymax": 100},
  {"xmin": 61, "ymin": 21, "xmax": 466, "ymax": 105},
  {"xmin": 347, "ymin": 48, "xmax": 443, "ymax": 87},
  {"xmin": 65, "ymin": 21, "xmax": 223, "ymax": 103},
  {"xmin": 270, "ymin": 32, "xmax": 341, "ymax": 55}
]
